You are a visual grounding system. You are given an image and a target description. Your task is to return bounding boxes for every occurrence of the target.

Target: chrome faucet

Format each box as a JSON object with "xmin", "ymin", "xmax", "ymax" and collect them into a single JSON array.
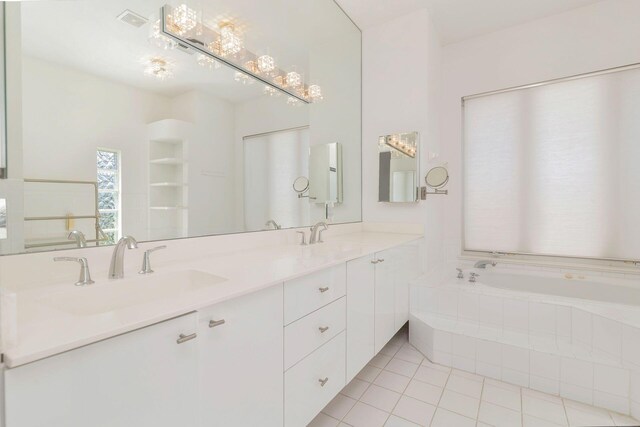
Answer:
[
  {"xmin": 67, "ymin": 230, "xmax": 87, "ymax": 248},
  {"xmin": 265, "ymin": 219, "xmax": 281, "ymax": 230},
  {"xmin": 309, "ymin": 221, "xmax": 328, "ymax": 244},
  {"xmin": 109, "ymin": 236, "xmax": 138, "ymax": 279},
  {"xmin": 469, "ymin": 272, "xmax": 480, "ymax": 283},
  {"xmin": 139, "ymin": 245, "xmax": 167, "ymax": 274},
  {"xmin": 54, "ymin": 257, "xmax": 95, "ymax": 286},
  {"xmin": 456, "ymin": 268, "xmax": 464, "ymax": 279},
  {"xmin": 474, "ymin": 260, "xmax": 497, "ymax": 269}
]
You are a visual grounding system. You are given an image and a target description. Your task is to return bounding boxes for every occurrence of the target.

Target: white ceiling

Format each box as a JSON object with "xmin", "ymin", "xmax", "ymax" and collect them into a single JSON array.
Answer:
[{"xmin": 335, "ymin": 0, "xmax": 603, "ymax": 44}]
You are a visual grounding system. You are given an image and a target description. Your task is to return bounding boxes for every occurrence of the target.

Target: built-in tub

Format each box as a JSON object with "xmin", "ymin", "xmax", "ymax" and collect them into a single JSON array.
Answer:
[
  {"xmin": 476, "ymin": 270, "xmax": 640, "ymax": 306},
  {"xmin": 408, "ymin": 267, "xmax": 640, "ymax": 418}
]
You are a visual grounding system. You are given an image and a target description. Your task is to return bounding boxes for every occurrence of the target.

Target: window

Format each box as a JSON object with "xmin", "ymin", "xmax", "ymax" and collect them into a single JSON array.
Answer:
[
  {"xmin": 463, "ymin": 64, "xmax": 640, "ymax": 262},
  {"xmin": 97, "ymin": 149, "xmax": 121, "ymax": 245}
]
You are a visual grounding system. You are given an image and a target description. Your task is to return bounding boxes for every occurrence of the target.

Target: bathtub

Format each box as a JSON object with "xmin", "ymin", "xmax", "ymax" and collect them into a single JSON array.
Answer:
[
  {"xmin": 475, "ymin": 269, "xmax": 640, "ymax": 306},
  {"xmin": 408, "ymin": 266, "xmax": 640, "ymax": 417}
]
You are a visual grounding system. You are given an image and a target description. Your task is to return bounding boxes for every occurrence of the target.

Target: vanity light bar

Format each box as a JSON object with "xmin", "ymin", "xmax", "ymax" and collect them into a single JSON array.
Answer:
[
  {"xmin": 159, "ymin": 4, "xmax": 312, "ymax": 104},
  {"xmin": 385, "ymin": 136, "xmax": 416, "ymax": 158}
]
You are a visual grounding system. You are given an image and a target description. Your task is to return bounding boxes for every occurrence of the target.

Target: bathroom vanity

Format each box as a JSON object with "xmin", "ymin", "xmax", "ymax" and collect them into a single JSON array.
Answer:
[{"xmin": 1, "ymin": 227, "xmax": 422, "ymax": 427}]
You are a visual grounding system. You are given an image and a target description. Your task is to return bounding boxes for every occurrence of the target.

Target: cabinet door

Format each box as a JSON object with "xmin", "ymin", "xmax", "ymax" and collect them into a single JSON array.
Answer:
[
  {"xmin": 4, "ymin": 313, "xmax": 198, "ymax": 427},
  {"xmin": 374, "ymin": 247, "xmax": 398, "ymax": 353},
  {"xmin": 198, "ymin": 285, "xmax": 283, "ymax": 427},
  {"xmin": 346, "ymin": 255, "xmax": 376, "ymax": 381},
  {"xmin": 395, "ymin": 242, "xmax": 420, "ymax": 330}
]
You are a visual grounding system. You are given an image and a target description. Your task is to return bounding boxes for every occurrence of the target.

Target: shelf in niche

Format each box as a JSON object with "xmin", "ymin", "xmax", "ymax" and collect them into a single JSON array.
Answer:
[
  {"xmin": 149, "ymin": 158, "xmax": 185, "ymax": 165},
  {"xmin": 149, "ymin": 182, "xmax": 188, "ymax": 187},
  {"xmin": 149, "ymin": 206, "xmax": 188, "ymax": 210}
]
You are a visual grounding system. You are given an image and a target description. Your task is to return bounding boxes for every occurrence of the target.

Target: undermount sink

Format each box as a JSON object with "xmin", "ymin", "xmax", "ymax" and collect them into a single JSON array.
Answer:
[{"xmin": 39, "ymin": 270, "xmax": 227, "ymax": 316}]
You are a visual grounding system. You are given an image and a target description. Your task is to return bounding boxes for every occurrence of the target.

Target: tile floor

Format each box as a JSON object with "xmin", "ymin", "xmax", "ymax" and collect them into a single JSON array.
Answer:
[{"xmin": 308, "ymin": 329, "xmax": 640, "ymax": 427}]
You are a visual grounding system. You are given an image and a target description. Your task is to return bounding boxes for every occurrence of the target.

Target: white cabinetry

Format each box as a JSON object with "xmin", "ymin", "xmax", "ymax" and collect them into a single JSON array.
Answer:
[
  {"xmin": 346, "ymin": 254, "xmax": 376, "ymax": 381},
  {"xmin": 198, "ymin": 285, "xmax": 283, "ymax": 427},
  {"xmin": 4, "ymin": 313, "xmax": 199, "ymax": 427}
]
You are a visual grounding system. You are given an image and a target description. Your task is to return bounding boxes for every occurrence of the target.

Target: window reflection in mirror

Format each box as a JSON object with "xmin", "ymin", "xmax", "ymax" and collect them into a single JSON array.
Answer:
[{"xmin": 0, "ymin": 0, "xmax": 361, "ymax": 254}]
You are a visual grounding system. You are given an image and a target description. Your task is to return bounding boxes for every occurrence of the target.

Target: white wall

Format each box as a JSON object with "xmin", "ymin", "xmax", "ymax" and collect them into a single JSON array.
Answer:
[
  {"xmin": 440, "ymin": 0, "xmax": 640, "ymax": 269},
  {"xmin": 21, "ymin": 56, "xmax": 171, "ymax": 243},
  {"xmin": 170, "ymin": 91, "xmax": 236, "ymax": 236},
  {"xmin": 361, "ymin": 8, "xmax": 443, "ymax": 273}
]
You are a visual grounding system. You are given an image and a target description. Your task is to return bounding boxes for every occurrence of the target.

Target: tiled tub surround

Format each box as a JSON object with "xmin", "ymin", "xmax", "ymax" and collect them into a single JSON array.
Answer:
[
  {"xmin": 0, "ymin": 222, "xmax": 423, "ymax": 367},
  {"xmin": 408, "ymin": 268, "xmax": 640, "ymax": 420}
]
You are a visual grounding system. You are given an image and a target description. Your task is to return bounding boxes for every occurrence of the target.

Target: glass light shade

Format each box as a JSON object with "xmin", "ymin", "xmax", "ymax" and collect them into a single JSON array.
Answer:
[
  {"xmin": 257, "ymin": 55, "xmax": 275, "ymax": 74},
  {"xmin": 219, "ymin": 23, "xmax": 243, "ymax": 56},
  {"xmin": 173, "ymin": 4, "xmax": 198, "ymax": 35},
  {"xmin": 308, "ymin": 84, "xmax": 323, "ymax": 101},
  {"xmin": 286, "ymin": 71, "xmax": 302, "ymax": 88}
]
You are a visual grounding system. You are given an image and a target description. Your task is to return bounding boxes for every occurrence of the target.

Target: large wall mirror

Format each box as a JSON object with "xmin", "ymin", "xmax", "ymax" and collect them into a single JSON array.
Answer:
[{"xmin": 0, "ymin": 0, "xmax": 361, "ymax": 254}]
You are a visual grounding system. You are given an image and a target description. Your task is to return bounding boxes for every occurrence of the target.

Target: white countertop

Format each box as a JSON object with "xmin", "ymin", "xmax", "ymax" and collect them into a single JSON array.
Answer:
[{"xmin": 1, "ymin": 231, "xmax": 422, "ymax": 368}]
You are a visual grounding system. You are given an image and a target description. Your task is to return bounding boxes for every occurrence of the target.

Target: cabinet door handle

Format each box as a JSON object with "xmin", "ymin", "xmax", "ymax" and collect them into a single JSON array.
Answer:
[
  {"xmin": 377, "ymin": 258, "xmax": 385, "ymax": 263},
  {"xmin": 319, "ymin": 326, "xmax": 329, "ymax": 333},
  {"xmin": 209, "ymin": 319, "xmax": 226, "ymax": 328},
  {"xmin": 176, "ymin": 333, "xmax": 197, "ymax": 344},
  {"xmin": 318, "ymin": 377, "xmax": 329, "ymax": 387},
  {"xmin": 318, "ymin": 286, "xmax": 329, "ymax": 293},
  {"xmin": 371, "ymin": 260, "xmax": 379, "ymax": 264}
]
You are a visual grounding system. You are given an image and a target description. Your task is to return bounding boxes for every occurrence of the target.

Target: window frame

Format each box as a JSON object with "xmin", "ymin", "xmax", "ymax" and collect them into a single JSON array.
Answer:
[
  {"xmin": 460, "ymin": 62, "xmax": 640, "ymax": 270},
  {"xmin": 97, "ymin": 148, "xmax": 122, "ymax": 244}
]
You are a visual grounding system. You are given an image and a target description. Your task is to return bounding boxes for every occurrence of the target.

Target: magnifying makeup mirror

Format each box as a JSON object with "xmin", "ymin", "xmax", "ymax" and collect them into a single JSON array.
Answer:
[
  {"xmin": 293, "ymin": 176, "xmax": 310, "ymax": 198},
  {"xmin": 424, "ymin": 166, "xmax": 449, "ymax": 196}
]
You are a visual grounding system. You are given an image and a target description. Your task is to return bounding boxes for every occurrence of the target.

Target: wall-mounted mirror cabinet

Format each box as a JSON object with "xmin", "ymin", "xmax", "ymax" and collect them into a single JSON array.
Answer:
[
  {"xmin": 0, "ymin": 0, "xmax": 361, "ymax": 255},
  {"xmin": 378, "ymin": 132, "xmax": 419, "ymax": 203}
]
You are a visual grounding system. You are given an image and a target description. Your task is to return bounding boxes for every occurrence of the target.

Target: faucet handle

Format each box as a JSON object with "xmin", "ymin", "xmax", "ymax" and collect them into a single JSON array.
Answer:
[
  {"xmin": 296, "ymin": 231, "xmax": 308, "ymax": 246},
  {"xmin": 54, "ymin": 257, "xmax": 95, "ymax": 286},
  {"xmin": 139, "ymin": 246, "xmax": 167, "ymax": 275},
  {"xmin": 456, "ymin": 268, "xmax": 464, "ymax": 279}
]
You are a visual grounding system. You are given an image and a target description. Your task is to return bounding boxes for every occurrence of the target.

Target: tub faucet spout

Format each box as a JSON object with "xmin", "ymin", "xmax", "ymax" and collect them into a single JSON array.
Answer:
[{"xmin": 474, "ymin": 260, "xmax": 496, "ymax": 269}]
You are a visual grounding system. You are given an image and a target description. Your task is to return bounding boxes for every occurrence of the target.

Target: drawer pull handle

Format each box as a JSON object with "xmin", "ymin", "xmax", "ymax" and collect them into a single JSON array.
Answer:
[
  {"xmin": 318, "ymin": 377, "xmax": 329, "ymax": 387},
  {"xmin": 209, "ymin": 319, "xmax": 226, "ymax": 328},
  {"xmin": 377, "ymin": 258, "xmax": 385, "ymax": 263},
  {"xmin": 177, "ymin": 333, "xmax": 197, "ymax": 344},
  {"xmin": 371, "ymin": 260, "xmax": 379, "ymax": 264},
  {"xmin": 319, "ymin": 326, "xmax": 330, "ymax": 333},
  {"xmin": 318, "ymin": 286, "xmax": 330, "ymax": 293}
]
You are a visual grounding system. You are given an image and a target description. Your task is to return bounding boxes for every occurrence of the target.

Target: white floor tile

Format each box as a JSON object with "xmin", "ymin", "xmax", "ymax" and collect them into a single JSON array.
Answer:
[
  {"xmin": 610, "ymin": 412, "xmax": 640, "ymax": 426},
  {"xmin": 341, "ymin": 378, "xmax": 371, "ymax": 400},
  {"xmin": 357, "ymin": 365, "xmax": 382, "ymax": 382},
  {"xmin": 478, "ymin": 401, "xmax": 523, "ymax": 427},
  {"xmin": 370, "ymin": 353, "xmax": 393, "ymax": 369},
  {"xmin": 413, "ymin": 365, "xmax": 449, "ymax": 387},
  {"xmin": 523, "ymin": 414, "xmax": 565, "ymax": 427},
  {"xmin": 380, "ymin": 343, "xmax": 402, "ymax": 358},
  {"xmin": 523, "ymin": 387, "xmax": 563, "ymax": 405},
  {"xmin": 374, "ymin": 370, "xmax": 412, "ymax": 393},
  {"xmin": 438, "ymin": 389, "xmax": 480, "ymax": 419},
  {"xmin": 308, "ymin": 412, "xmax": 341, "ymax": 427},
  {"xmin": 420, "ymin": 358, "xmax": 451, "ymax": 373},
  {"xmin": 392, "ymin": 396, "xmax": 436, "ymax": 426},
  {"xmin": 564, "ymin": 399, "xmax": 614, "ymax": 426},
  {"xmin": 386, "ymin": 358, "xmax": 420, "ymax": 378},
  {"xmin": 403, "ymin": 379, "xmax": 443, "ymax": 405},
  {"xmin": 360, "ymin": 385, "xmax": 402, "ymax": 412},
  {"xmin": 322, "ymin": 394, "xmax": 358, "ymax": 420},
  {"xmin": 522, "ymin": 394, "xmax": 568, "ymax": 426},
  {"xmin": 482, "ymin": 382, "xmax": 522, "ymax": 411},
  {"xmin": 343, "ymin": 402, "xmax": 390, "ymax": 427},
  {"xmin": 383, "ymin": 415, "xmax": 421, "ymax": 427},
  {"xmin": 446, "ymin": 373, "xmax": 484, "ymax": 398},
  {"xmin": 452, "ymin": 368, "xmax": 485, "ymax": 382},
  {"xmin": 485, "ymin": 378, "xmax": 521, "ymax": 392},
  {"xmin": 395, "ymin": 346, "xmax": 426, "ymax": 365},
  {"xmin": 430, "ymin": 407, "xmax": 476, "ymax": 427}
]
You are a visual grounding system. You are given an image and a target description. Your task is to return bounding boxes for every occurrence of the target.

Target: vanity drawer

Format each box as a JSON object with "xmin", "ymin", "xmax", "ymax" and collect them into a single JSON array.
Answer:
[
  {"xmin": 284, "ymin": 332, "xmax": 346, "ymax": 427},
  {"xmin": 284, "ymin": 263, "xmax": 346, "ymax": 324},
  {"xmin": 285, "ymin": 297, "xmax": 346, "ymax": 370}
]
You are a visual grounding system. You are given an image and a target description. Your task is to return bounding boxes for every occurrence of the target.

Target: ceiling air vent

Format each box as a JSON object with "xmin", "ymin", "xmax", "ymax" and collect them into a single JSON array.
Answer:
[{"xmin": 116, "ymin": 9, "xmax": 149, "ymax": 28}]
